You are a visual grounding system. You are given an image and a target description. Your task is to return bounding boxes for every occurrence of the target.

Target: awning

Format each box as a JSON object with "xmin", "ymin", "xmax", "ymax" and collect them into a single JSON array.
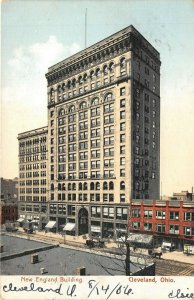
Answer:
[
  {"xmin": 91, "ymin": 226, "xmax": 101, "ymax": 233},
  {"xmin": 17, "ymin": 218, "xmax": 24, "ymax": 222},
  {"xmin": 45, "ymin": 221, "xmax": 56, "ymax": 229},
  {"xmin": 116, "ymin": 228, "xmax": 127, "ymax": 232},
  {"xmin": 127, "ymin": 233, "xmax": 153, "ymax": 246},
  {"xmin": 63, "ymin": 223, "xmax": 75, "ymax": 231},
  {"xmin": 31, "ymin": 219, "xmax": 39, "ymax": 223}
]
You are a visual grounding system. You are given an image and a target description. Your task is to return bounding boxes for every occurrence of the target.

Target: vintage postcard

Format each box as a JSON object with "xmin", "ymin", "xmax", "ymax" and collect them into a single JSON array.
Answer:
[{"xmin": 1, "ymin": 0, "xmax": 194, "ymax": 299}]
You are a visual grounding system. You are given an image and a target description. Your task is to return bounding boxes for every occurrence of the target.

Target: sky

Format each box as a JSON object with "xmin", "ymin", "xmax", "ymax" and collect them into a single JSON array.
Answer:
[{"xmin": 1, "ymin": 0, "xmax": 194, "ymax": 196}]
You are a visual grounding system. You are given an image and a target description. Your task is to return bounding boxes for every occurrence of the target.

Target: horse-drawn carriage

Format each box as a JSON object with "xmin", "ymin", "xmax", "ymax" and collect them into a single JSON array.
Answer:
[{"xmin": 85, "ymin": 239, "xmax": 105, "ymax": 249}]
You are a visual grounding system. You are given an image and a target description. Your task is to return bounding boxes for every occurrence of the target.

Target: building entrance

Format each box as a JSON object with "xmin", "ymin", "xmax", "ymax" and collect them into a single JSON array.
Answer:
[{"xmin": 78, "ymin": 208, "xmax": 88, "ymax": 235}]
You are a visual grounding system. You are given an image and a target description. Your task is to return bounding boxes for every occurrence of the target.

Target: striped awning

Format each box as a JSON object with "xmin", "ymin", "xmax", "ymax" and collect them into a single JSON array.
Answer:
[
  {"xmin": 45, "ymin": 221, "xmax": 56, "ymax": 229},
  {"xmin": 63, "ymin": 223, "xmax": 75, "ymax": 231}
]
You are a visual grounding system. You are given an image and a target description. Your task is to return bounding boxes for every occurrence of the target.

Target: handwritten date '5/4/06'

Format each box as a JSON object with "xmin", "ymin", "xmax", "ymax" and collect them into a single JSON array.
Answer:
[{"xmin": 88, "ymin": 280, "xmax": 134, "ymax": 300}]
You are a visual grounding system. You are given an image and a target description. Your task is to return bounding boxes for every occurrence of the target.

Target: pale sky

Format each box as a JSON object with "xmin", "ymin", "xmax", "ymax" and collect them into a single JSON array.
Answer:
[{"xmin": 1, "ymin": 0, "xmax": 194, "ymax": 196}]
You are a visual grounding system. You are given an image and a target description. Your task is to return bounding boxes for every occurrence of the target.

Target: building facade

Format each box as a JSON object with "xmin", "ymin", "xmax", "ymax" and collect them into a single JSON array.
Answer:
[
  {"xmin": 0, "ymin": 177, "xmax": 18, "ymax": 225},
  {"xmin": 130, "ymin": 199, "xmax": 194, "ymax": 249},
  {"xmin": 44, "ymin": 25, "xmax": 161, "ymax": 236},
  {"xmin": 18, "ymin": 127, "xmax": 48, "ymax": 229}
]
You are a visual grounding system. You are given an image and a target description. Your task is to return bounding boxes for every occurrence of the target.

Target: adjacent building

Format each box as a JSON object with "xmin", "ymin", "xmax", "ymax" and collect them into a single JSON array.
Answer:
[
  {"xmin": 17, "ymin": 127, "xmax": 48, "ymax": 229},
  {"xmin": 44, "ymin": 25, "xmax": 161, "ymax": 236},
  {"xmin": 0, "ymin": 178, "xmax": 18, "ymax": 225},
  {"xmin": 130, "ymin": 199, "xmax": 194, "ymax": 249}
]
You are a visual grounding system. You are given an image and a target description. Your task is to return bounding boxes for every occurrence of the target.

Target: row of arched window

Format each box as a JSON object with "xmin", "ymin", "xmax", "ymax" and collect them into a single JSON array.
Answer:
[
  {"xmin": 58, "ymin": 93, "xmax": 114, "ymax": 116},
  {"xmin": 54, "ymin": 181, "xmax": 125, "ymax": 191},
  {"xmin": 49, "ymin": 57, "xmax": 126, "ymax": 95}
]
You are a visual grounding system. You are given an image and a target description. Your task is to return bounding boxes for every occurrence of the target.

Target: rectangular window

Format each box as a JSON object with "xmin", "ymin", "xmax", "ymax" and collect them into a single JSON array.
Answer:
[
  {"xmin": 144, "ymin": 210, "xmax": 153, "ymax": 218},
  {"xmin": 120, "ymin": 87, "xmax": 126, "ymax": 96},
  {"xmin": 169, "ymin": 211, "xmax": 179, "ymax": 220},
  {"xmin": 144, "ymin": 222, "xmax": 152, "ymax": 231},
  {"xmin": 156, "ymin": 211, "xmax": 166, "ymax": 219},
  {"xmin": 169, "ymin": 224, "xmax": 179, "ymax": 235},
  {"xmin": 156, "ymin": 224, "xmax": 165, "ymax": 233},
  {"xmin": 120, "ymin": 111, "xmax": 125, "ymax": 119},
  {"xmin": 184, "ymin": 212, "xmax": 194, "ymax": 221},
  {"xmin": 120, "ymin": 99, "xmax": 125, "ymax": 108},
  {"xmin": 132, "ymin": 209, "xmax": 140, "ymax": 217}
]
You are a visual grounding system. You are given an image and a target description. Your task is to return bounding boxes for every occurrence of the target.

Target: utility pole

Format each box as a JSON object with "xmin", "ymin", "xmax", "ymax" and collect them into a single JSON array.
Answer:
[{"xmin": 125, "ymin": 242, "xmax": 130, "ymax": 275}]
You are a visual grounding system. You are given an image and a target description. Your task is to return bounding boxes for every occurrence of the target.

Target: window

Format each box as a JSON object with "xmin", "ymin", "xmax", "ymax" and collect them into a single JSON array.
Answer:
[
  {"xmin": 104, "ymin": 125, "xmax": 114, "ymax": 135},
  {"xmin": 79, "ymin": 162, "xmax": 88, "ymax": 170},
  {"xmin": 79, "ymin": 141, "xmax": 88, "ymax": 150},
  {"xmin": 120, "ymin": 99, "xmax": 125, "ymax": 108},
  {"xmin": 184, "ymin": 227, "xmax": 194, "ymax": 236},
  {"xmin": 91, "ymin": 139, "xmax": 100, "ymax": 148},
  {"xmin": 91, "ymin": 160, "xmax": 100, "ymax": 169},
  {"xmin": 79, "ymin": 151, "xmax": 88, "ymax": 160},
  {"xmin": 120, "ymin": 57, "xmax": 126, "ymax": 68},
  {"xmin": 104, "ymin": 148, "xmax": 114, "ymax": 157},
  {"xmin": 79, "ymin": 131, "xmax": 88, "ymax": 140},
  {"xmin": 79, "ymin": 111, "xmax": 87, "ymax": 120},
  {"xmin": 91, "ymin": 107, "xmax": 100, "ymax": 117},
  {"xmin": 91, "ymin": 118, "xmax": 100, "ymax": 127},
  {"xmin": 104, "ymin": 159, "xmax": 114, "ymax": 168},
  {"xmin": 156, "ymin": 224, "xmax": 165, "ymax": 233},
  {"xmin": 120, "ymin": 87, "xmax": 126, "ymax": 96},
  {"xmin": 91, "ymin": 97, "xmax": 99, "ymax": 106},
  {"xmin": 103, "ymin": 207, "xmax": 114, "ymax": 219},
  {"xmin": 132, "ymin": 222, "xmax": 140, "ymax": 230},
  {"xmin": 91, "ymin": 149, "xmax": 100, "ymax": 158},
  {"xmin": 79, "ymin": 101, "xmax": 87, "ymax": 110},
  {"xmin": 120, "ymin": 169, "xmax": 125, "ymax": 177},
  {"xmin": 104, "ymin": 136, "xmax": 114, "ymax": 146},
  {"xmin": 132, "ymin": 209, "xmax": 140, "ymax": 218},
  {"xmin": 144, "ymin": 210, "xmax": 153, "ymax": 218},
  {"xmin": 156, "ymin": 211, "xmax": 166, "ymax": 219},
  {"xmin": 120, "ymin": 134, "xmax": 125, "ymax": 143},
  {"xmin": 104, "ymin": 103, "xmax": 114, "ymax": 113},
  {"xmin": 169, "ymin": 224, "xmax": 179, "ymax": 235},
  {"xmin": 104, "ymin": 170, "xmax": 114, "ymax": 178},
  {"xmin": 169, "ymin": 211, "xmax": 179, "ymax": 220},
  {"xmin": 79, "ymin": 121, "xmax": 88, "ymax": 130},
  {"xmin": 104, "ymin": 93, "xmax": 113, "ymax": 102},
  {"xmin": 184, "ymin": 212, "xmax": 194, "ymax": 221},
  {"xmin": 120, "ymin": 194, "xmax": 125, "ymax": 202},
  {"xmin": 120, "ymin": 157, "xmax": 125, "ymax": 166},
  {"xmin": 120, "ymin": 146, "xmax": 125, "ymax": 155},
  {"xmin": 144, "ymin": 223, "xmax": 152, "ymax": 231},
  {"xmin": 120, "ymin": 111, "xmax": 125, "ymax": 119},
  {"xmin": 120, "ymin": 181, "xmax": 125, "ymax": 190},
  {"xmin": 120, "ymin": 123, "xmax": 125, "ymax": 131},
  {"xmin": 91, "ymin": 206, "xmax": 101, "ymax": 218},
  {"xmin": 104, "ymin": 114, "xmax": 114, "ymax": 124},
  {"xmin": 116, "ymin": 207, "xmax": 128, "ymax": 220}
]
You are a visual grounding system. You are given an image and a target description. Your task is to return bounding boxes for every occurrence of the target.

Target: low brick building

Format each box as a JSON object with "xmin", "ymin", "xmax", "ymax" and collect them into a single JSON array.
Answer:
[{"xmin": 130, "ymin": 199, "xmax": 194, "ymax": 250}]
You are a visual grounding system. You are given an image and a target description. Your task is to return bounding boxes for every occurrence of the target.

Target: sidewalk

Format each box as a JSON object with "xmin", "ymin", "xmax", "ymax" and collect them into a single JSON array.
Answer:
[{"xmin": 12, "ymin": 229, "xmax": 194, "ymax": 265}]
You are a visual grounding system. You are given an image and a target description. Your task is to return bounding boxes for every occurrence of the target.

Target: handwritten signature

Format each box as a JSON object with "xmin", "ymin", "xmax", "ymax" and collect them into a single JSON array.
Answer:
[{"xmin": 168, "ymin": 288, "xmax": 194, "ymax": 299}]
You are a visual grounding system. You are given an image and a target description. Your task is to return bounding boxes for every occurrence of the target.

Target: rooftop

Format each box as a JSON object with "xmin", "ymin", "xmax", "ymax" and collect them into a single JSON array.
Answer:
[{"xmin": 1, "ymin": 235, "xmax": 153, "ymax": 276}]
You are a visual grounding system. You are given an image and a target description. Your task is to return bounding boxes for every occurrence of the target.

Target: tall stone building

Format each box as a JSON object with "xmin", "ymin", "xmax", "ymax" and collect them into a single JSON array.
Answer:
[
  {"xmin": 18, "ymin": 127, "xmax": 48, "ymax": 229},
  {"xmin": 18, "ymin": 25, "xmax": 161, "ymax": 237},
  {"xmin": 45, "ymin": 25, "xmax": 160, "ymax": 236}
]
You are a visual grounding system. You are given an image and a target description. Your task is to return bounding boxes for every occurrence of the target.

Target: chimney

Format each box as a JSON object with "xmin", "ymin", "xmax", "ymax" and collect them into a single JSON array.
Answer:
[
  {"xmin": 40, "ymin": 267, "xmax": 46, "ymax": 274},
  {"xmin": 76, "ymin": 267, "xmax": 86, "ymax": 275},
  {"xmin": 31, "ymin": 253, "xmax": 39, "ymax": 264},
  {"xmin": 0, "ymin": 245, "xmax": 4, "ymax": 253}
]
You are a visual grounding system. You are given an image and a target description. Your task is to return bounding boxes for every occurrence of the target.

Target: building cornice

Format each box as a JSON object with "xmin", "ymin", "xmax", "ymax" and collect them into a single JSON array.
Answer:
[{"xmin": 45, "ymin": 25, "xmax": 161, "ymax": 87}]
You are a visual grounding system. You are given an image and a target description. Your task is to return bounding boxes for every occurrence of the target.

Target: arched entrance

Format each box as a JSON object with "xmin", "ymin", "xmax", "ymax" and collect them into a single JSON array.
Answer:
[{"xmin": 78, "ymin": 207, "xmax": 88, "ymax": 235}]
